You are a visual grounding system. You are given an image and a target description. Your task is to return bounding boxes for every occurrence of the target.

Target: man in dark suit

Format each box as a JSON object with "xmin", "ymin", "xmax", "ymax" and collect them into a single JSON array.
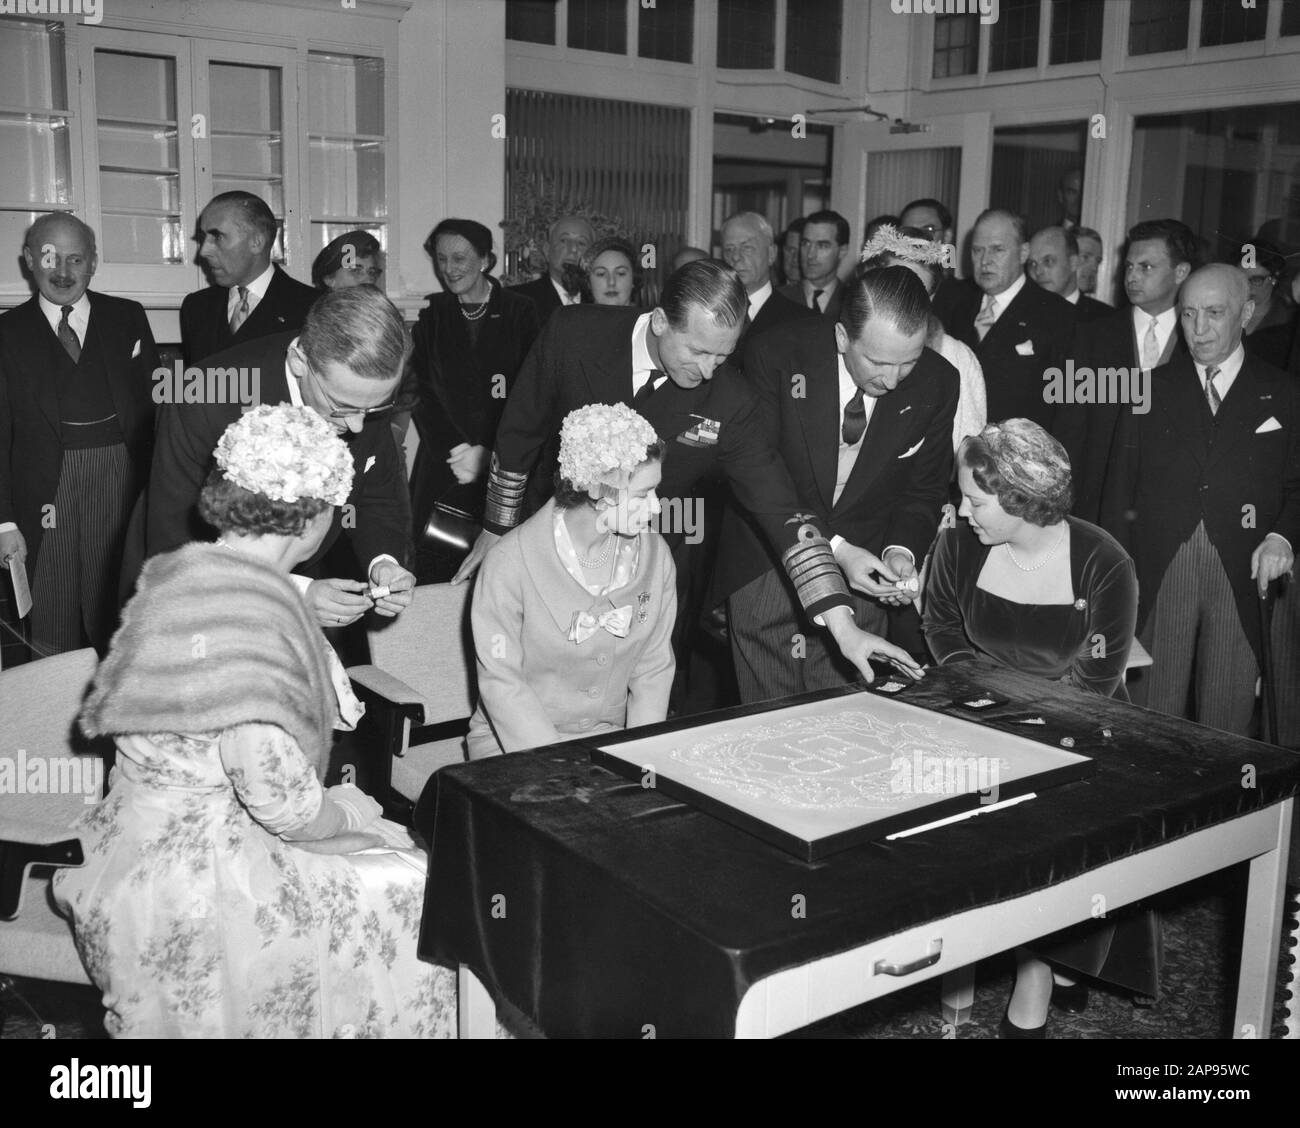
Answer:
[
  {"xmin": 510, "ymin": 215, "xmax": 594, "ymax": 326},
  {"xmin": 933, "ymin": 208, "xmax": 1076, "ymax": 429},
  {"xmin": 149, "ymin": 286, "xmax": 416, "ymax": 629},
  {"xmin": 0, "ymin": 213, "xmax": 158, "ymax": 658},
  {"xmin": 1027, "ymin": 226, "xmax": 1109, "ymax": 321},
  {"xmin": 454, "ymin": 260, "xmax": 921, "ymax": 684},
  {"xmin": 1104, "ymin": 264, "xmax": 1299, "ymax": 736},
  {"xmin": 720, "ymin": 210, "xmax": 815, "ymax": 353},
  {"xmin": 181, "ymin": 191, "xmax": 317, "ymax": 366},
  {"xmin": 779, "ymin": 209, "xmax": 850, "ymax": 320},
  {"xmin": 1055, "ymin": 219, "xmax": 1195, "ymax": 523},
  {"xmin": 716, "ymin": 267, "xmax": 958, "ymax": 703}
]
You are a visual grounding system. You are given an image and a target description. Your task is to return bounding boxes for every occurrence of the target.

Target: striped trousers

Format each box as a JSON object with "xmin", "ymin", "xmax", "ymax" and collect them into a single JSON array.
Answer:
[
  {"xmin": 30, "ymin": 444, "xmax": 134, "ymax": 657},
  {"xmin": 1139, "ymin": 521, "xmax": 1258, "ymax": 737},
  {"xmin": 728, "ymin": 566, "xmax": 888, "ymax": 705}
]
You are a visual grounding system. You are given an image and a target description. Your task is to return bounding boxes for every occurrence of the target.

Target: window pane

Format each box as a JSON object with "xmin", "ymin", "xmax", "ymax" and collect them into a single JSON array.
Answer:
[
  {"xmin": 1128, "ymin": 0, "xmax": 1190, "ymax": 56},
  {"xmin": 989, "ymin": 0, "xmax": 1041, "ymax": 71},
  {"xmin": 717, "ymin": 0, "xmax": 776, "ymax": 69},
  {"xmin": 0, "ymin": 114, "xmax": 70, "ymax": 208},
  {"xmin": 932, "ymin": 14, "xmax": 980, "ymax": 78},
  {"xmin": 506, "ymin": 0, "xmax": 558, "ymax": 45},
  {"xmin": 308, "ymin": 53, "xmax": 387, "ymax": 239},
  {"xmin": 1283, "ymin": 0, "xmax": 1300, "ymax": 37},
  {"xmin": 568, "ymin": 0, "xmax": 626, "ymax": 54},
  {"xmin": 639, "ymin": 0, "xmax": 693, "ymax": 63},
  {"xmin": 1049, "ymin": 0, "xmax": 1104, "ymax": 64},
  {"xmin": 0, "ymin": 19, "xmax": 67, "ymax": 111},
  {"xmin": 94, "ymin": 50, "xmax": 182, "ymax": 263},
  {"xmin": 1199, "ymin": 0, "xmax": 1267, "ymax": 46},
  {"xmin": 312, "ymin": 221, "xmax": 386, "ymax": 256},
  {"xmin": 1130, "ymin": 103, "xmax": 1300, "ymax": 265},
  {"xmin": 786, "ymin": 0, "xmax": 841, "ymax": 83},
  {"xmin": 991, "ymin": 122, "xmax": 1087, "ymax": 236}
]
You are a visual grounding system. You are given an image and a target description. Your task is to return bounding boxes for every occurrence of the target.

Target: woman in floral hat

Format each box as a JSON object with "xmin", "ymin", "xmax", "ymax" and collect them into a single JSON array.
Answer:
[
  {"xmin": 55, "ymin": 404, "xmax": 472, "ymax": 1038},
  {"xmin": 467, "ymin": 402, "xmax": 675, "ymax": 756}
]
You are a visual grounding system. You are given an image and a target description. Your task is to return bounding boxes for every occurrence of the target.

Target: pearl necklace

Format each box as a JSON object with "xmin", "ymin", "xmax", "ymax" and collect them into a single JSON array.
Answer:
[
  {"xmin": 459, "ymin": 299, "xmax": 490, "ymax": 321},
  {"xmin": 575, "ymin": 534, "xmax": 613, "ymax": 570},
  {"xmin": 1005, "ymin": 524, "xmax": 1067, "ymax": 572}
]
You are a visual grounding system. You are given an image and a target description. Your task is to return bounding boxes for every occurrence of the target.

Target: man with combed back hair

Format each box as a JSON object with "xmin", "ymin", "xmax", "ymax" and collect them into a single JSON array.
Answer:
[
  {"xmin": 454, "ymin": 259, "xmax": 922, "ymax": 689},
  {"xmin": 147, "ymin": 286, "xmax": 416, "ymax": 630},
  {"xmin": 713, "ymin": 266, "xmax": 958, "ymax": 702}
]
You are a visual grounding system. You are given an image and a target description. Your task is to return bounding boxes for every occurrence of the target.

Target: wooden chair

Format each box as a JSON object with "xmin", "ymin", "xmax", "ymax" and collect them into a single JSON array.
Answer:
[
  {"xmin": 348, "ymin": 583, "xmax": 475, "ymax": 819},
  {"xmin": 0, "ymin": 648, "xmax": 107, "ymax": 1032}
]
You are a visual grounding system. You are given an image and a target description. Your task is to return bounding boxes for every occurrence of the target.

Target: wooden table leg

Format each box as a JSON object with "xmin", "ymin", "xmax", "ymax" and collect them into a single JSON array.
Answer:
[
  {"xmin": 942, "ymin": 964, "xmax": 976, "ymax": 1027},
  {"xmin": 1234, "ymin": 799, "xmax": 1293, "ymax": 1039},
  {"xmin": 458, "ymin": 964, "xmax": 496, "ymax": 1038}
]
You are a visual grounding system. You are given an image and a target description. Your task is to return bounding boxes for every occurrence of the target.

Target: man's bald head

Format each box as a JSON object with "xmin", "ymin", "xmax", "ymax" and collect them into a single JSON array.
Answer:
[
  {"xmin": 1179, "ymin": 264, "xmax": 1253, "ymax": 367},
  {"xmin": 23, "ymin": 212, "xmax": 98, "ymax": 306}
]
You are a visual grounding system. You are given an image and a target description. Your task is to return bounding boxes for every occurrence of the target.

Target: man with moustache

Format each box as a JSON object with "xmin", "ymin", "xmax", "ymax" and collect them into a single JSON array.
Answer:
[
  {"xmin": 714, "ymin": 267, "xmax": 958, "ymax": 702},
  {"xmin": 181, "ymin": 191, "xmax": 317, "ymax": 366},
  {"xmin": 511, "ymin": 215, "xmax": 594, "ymax": 325},
  {"xmin": 780, "ymin": 210, "xmax": 850, "ymax": 319},
  {"xmin": 1055, "ymin": 219, "xmax": 1194, "ymax": 523},
  {"xmin": 933, "ymin": 208, "xmax": 1075, "ymax": 429},
  {"xmin": 719, "ymin": 210, "xmax": 815, "ymax": 350},
  {"xmin": 1104, "ymin": 264, "xmax": 1299, "ymax": 735},
  {"xmin": 149, "ymin": 286, "xmax": 416, "ymax": 629},
  {"xmin": 0, "ymin": 213, "xmax": 158, "ymax": 657},
  {"xmin": 1026, "ymin": 226, "xmax": 1109, "ymax": 321},
  {"xmin": 1075, "ymin": 226, "xmax": 1105, "ymax": 299},
  {"xmin": 453, "ymin": 259, "xmax": 922, "ymax": 687}
]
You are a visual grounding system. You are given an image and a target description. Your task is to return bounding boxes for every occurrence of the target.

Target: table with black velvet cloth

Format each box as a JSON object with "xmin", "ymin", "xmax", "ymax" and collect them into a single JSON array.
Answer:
[{"xmin": 414, "ymin": 661, "xmax": 1299, "ymax": 1038}]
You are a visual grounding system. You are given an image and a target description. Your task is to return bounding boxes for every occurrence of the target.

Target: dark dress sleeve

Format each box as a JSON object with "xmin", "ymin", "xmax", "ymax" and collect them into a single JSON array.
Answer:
[
  {"xmin": 921, "ymin": 526, "xmax": 979, "ymax": 665},
  {"xmin": 1067, "ymin": 528, "xmax": 1137, "ymax": 698}
]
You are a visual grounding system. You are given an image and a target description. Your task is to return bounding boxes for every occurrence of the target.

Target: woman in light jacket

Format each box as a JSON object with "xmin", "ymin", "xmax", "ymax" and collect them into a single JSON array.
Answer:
[{"xmin": 467, "ymin": 403, "xmax": 675, "ymax": 756}]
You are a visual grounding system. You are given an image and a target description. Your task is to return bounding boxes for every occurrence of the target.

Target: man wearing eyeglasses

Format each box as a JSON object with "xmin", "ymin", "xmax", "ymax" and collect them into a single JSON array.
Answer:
[{"xmin": 145, "ymin": 286, "xmax": 415, "ymax": 628}]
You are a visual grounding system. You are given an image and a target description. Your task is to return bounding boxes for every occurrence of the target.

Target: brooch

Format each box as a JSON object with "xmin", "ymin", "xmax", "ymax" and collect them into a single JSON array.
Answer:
[
  {"xmin": 1074, "ymin": 598, "xmax": 1087, "ymax": 611},
  {"xmin": 637, "ymin": 592, "xmax": 651, "ymax": 623}
]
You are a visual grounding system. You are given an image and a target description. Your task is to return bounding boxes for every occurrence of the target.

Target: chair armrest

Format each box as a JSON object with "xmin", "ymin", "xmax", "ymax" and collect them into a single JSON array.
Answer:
[
  {"xmin": 347, "ymin": 664, "xmax": 426, "ymax": 725},
  {"xmin": 0, "ymin": 831, "xmax": 84, "ymax": 921}
]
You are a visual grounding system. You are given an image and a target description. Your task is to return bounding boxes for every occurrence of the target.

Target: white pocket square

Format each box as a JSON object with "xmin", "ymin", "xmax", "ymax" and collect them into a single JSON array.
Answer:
[
  {"xmin": 898, "ymin": 439, "xmax": 924, "ymax": 459},
  {"xmin": 1256, "ymin": 417, "xmax": 1282, "ymax": 434},
  {"xmin": 1015, "ymin": 340, "xmax": 1035, "ymax": 356},
  {"xmin": 131, "ymin": 339, "xmax": 141, "ymax": 357},
  {"xmin": 364, "ymin": 455, "xmax": 377, "ymax": 472}
]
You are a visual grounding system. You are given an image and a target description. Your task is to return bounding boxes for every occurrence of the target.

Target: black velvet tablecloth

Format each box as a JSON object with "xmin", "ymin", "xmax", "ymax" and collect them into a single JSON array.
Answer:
[{"xmin": 414, "ymin": 662, "xmax": 1300, "ymax": 1037}]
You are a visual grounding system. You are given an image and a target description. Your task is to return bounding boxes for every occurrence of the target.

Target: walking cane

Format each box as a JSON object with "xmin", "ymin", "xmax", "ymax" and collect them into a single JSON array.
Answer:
[{"xmin": 1259, "ymin": 579, "xmax": 1279, "ymax": 746}]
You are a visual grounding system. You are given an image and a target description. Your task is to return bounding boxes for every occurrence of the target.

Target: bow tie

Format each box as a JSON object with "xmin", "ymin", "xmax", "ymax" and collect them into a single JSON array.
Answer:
[{"xmin": 568, "ymin": 605, "xmax": 633, "ymax": 644}]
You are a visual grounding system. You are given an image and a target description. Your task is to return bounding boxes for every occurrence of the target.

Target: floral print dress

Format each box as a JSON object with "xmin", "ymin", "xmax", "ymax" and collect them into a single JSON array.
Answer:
[{"xmin": 53, "ymin": 722, "xmax": 459, "ymax": 1038}]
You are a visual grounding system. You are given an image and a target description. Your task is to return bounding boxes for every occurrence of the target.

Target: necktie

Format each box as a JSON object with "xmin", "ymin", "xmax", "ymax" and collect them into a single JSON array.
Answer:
[
  {"xmin": 633, "ymin": 371, "xmax": 664, "ymax": 409},
  {"xmin": 1204, "ymin": 365, "xmax": 1221, "ymax": 416},
  {"xmin": 974, "ymin": 295, "xmax": 997, "ymax": 342},
  {"xmin": 57, "ymin": 305, "xmax": 81, "ymax": 363},
  {"xmin": 229, "ymin": 285, "xmax": 250, "ymax": 334},
  {"xmin": 1141, "ymin": 316, "xmax": 1160, "ymax": 370},
  {"xmin": 842, "ymin": 387, "xmax": 867, "ymax": 446},
  {"xmin": 810, "ymin": 288, "xmax": 824, "ymax": 312}
]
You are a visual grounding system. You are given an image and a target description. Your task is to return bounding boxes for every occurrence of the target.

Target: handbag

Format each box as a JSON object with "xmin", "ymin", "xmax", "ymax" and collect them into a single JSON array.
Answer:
[{"xmin": 422, "ymin": 481, "xmax": 484, "ymax": 555}]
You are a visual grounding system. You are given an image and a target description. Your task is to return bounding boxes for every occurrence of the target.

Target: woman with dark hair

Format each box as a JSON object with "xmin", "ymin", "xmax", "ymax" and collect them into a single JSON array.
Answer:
[
  {"xmin": 467, "ymin": 403, "xmax": 676, "ymax": 757},
  {"xmin": 54, "ymin": 405, "xmax": 470, "ymax": 1037},
  {"xmin": 586, "ymin": 236, "xmax": 640, "ymax": 306},
  {"xmin": 1241, "ymin": 242, "xmax": 1297, "ymax": 370},
  {"xmin": 410, "ymin": 218, "xmax": 541, "ymax": 581},
  {"xmin": 924, "ymin": 419, "xmax": 1155, "ymax": 1037},
  {"xmin": 311, "ymin": 229, "xmax": 384, "ymax": 290}
]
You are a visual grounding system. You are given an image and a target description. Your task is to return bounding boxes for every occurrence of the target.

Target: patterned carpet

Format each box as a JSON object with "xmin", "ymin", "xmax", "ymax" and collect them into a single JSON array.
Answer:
[{"xmin": 3, "ymin": 868, "xmax": 1296, "ymax": 1039}]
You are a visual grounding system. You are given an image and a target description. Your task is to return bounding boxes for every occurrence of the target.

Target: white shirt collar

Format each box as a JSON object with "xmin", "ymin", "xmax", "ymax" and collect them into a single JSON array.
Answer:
[
  {"xmin": 1131, "ymin": 304, "xmax": 1178, "ymax": 357},
  {"xmin": 551, "ymin": 275, "xmax": 578, "ymax": 306},
  {"xmin": 285, "ymin": 341, "xmax": 304, "ymax": 406},
  {"xmin": 747, "ymin": 280, "xmax": 773, "ymax": 322},
  {"xmin": 631, "ymin": 312, "xmax": 662, "ymax": 396},
  {"xmin": 1195, "ymin": 343, "xmax": 1246, "ymax": 395},
  {"xmin": 983, "ymin": 272, "xmax": 1026, "ymax": 315},
  {"xmin": 39, "ymin": 291, "xmax": 91, "ymax": 340},
  {"xmin": 227, "ymin": 262, "xmax": 276, "ymax": 317},
  {"xmin": 803, "ymin": 277, "xmax": 837, "ymax": 309},
  {"xmin": 1064, "ymin": 288, "xmax": 1081, "ymax": 304}
]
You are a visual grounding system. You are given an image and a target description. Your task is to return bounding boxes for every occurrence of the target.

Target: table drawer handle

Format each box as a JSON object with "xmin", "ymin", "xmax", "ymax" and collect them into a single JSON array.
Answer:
[{"xmin": 874, "ymin": 939, "xmax": 943, "ymax": 977}]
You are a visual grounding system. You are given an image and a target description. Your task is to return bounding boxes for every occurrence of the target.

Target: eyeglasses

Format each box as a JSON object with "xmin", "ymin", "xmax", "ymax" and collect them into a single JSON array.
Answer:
[
  {"xmin": 912, "ymin": 223, "xmax": 943, "ymax": 236},
  {"xmin": 298, "ymin": 352, "xmax": 400, "ymax": 420},
  {"xmin": 1245, "ymin": 275, "xmax": 1274, "ymax": 289}
]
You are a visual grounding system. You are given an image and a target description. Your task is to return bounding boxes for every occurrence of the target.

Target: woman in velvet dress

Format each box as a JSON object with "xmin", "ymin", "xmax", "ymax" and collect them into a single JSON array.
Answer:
[
  {"xmin": 923, "ymin": 418, "xmax": 1157, "ymax": 1037},
  {"xmin": 409, "ymin": 218, "xmax": 540, "ymax": 581}
]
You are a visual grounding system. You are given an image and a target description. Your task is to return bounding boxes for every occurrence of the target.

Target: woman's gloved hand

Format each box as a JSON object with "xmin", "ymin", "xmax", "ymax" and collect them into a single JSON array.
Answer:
[{"xmin": 326, "ymin": 784, "xmax": 383, "ymax": 831}]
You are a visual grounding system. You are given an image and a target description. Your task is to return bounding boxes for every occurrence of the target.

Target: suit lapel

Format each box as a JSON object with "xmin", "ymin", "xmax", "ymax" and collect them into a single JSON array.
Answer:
[
  {"xmin": 835, "ymin": 383, "xmax": 915, "ymax": 513},
  {"xmin": 796, "ymin": 338, "xmax": 841, "ymax": 512},
  {"xmin": 1208, "ymin": 356, "xmax": 1269, "ymax": 466},
  {"xmin": 236, "ymin": 268, "xmax": 292, "ymax": 342},
  {"xmin": 14, "ymin": 299, "xmax": 64, "ymax": 435},
  {"xmin": 520, "ymin": 501, "xmax": 597, "ymax": 634},
  {"xmin": 85, "ymin": 292, "xmax": 135, "ymax": 426},
  {"xmin": 980, "ymin": 285, "xmax": 1030, "ymax": 355}
]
